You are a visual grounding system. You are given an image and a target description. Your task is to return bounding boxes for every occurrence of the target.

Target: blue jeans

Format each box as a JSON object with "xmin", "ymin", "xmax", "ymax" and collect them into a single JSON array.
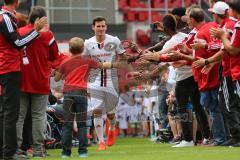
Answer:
[
  {"xmin": 200, "ymin": 89, "xmax": 226, "ymax": 144},
  {"xmin": 158, "ymin": 91, "xmax": 169, "ymax": 128},
  {"xmin": 61, "ymin": 90, "xmax": 88, "ymax": 155}
]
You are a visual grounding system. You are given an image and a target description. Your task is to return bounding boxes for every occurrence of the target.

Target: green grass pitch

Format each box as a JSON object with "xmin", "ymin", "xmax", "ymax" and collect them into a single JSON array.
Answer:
[{"xmin": 44, "ymin": 138, "xmax": 240, "ymax": 160}]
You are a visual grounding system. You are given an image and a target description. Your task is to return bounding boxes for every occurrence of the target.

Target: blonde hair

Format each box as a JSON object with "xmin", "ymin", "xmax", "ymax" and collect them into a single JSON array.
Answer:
[{"xmin": 69, "ymin": 37, "xmax": 84, "ymax": 54}]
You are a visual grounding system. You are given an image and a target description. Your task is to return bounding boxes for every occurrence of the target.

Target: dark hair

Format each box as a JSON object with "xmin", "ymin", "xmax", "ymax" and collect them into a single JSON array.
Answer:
[
  {"xmin": 162, "ymin": 14, "xmax": 177, "ymax": 32},
  {"xmin": 92, "ymin": 16, "xmax": 106, "ymax": 26},
  {"xmin": 29, "ymin": 6, "xmax": 46, "ymax": 24},
  {"xmin": 228, "ymin": 0, "xmax": 240, "ymax": 14},
  {"xmin": 189, "ymin": 8, "xmax": 205, "ymax": 22},
  {"xmin": 172, "ymin": 7, "xmax": 186, "ymax": 17},
  {"xmin": 4, "ymin": 0, "xmax": 16, "ymax": 5}
]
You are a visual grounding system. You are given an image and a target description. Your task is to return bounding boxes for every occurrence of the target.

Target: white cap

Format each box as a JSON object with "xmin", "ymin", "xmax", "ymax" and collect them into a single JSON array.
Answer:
[{"xmin": 208, "ymin": 1, "xmax": 229, "ymax": 15}]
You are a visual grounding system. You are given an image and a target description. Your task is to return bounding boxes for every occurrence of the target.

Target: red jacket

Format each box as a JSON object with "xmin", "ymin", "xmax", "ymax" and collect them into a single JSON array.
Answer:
[
  {"xmin": 0, "ymin": 7, "xmax": 39, "ymax": 74},
  {"xmin": 19, "ymin": 24, "xmax": 59, "ymax": 94}
]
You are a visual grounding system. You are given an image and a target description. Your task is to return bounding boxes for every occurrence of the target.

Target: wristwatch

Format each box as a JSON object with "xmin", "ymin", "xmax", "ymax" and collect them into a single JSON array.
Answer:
[{"xmin": 204, "ymin": 59, "xmax": 210, "ymax": 65}]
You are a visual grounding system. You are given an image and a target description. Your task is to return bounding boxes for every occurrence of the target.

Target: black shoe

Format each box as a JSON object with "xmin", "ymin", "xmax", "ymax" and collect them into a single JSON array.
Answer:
[
  {"xmin": 61, "ymin": 149, "xmax": 71, "ymax": 158},
  {"xmin": 219, "ymin": 138, "xmax": 238, "ymax": 146}
]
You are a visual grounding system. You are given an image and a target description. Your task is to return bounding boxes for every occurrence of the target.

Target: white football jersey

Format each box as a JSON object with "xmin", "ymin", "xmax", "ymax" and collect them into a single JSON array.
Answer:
[{"xmin": 84, "ymin": 34, "xmax": 125, "ymax": 88}]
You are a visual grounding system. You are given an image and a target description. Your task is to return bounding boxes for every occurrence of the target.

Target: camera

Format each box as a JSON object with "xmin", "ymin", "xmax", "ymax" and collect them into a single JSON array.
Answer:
[
  {"xmin": 150, "ymin": 23, "xmax": 158, "ymax": 31},
  {"xmin": 158, "ymin": 33, "xmax": 167, "ymax": 42}
]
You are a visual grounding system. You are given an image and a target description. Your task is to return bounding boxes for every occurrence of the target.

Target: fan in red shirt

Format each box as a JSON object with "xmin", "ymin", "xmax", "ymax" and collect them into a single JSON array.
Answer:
[
  {"xmin": 211, "ymin": 0, "xmax": 240, "ymax": 108},
  {"xmin": 193, "ymin": 21, "xmax": 221, "ymax": 91},
  {"xmin": 186, "ymin": 7, "xmax": 226, "ymax": 145},
  {"xmin": 19, "ymin": 24, "xmax": 59, "ymax": 94},
  {"xmin": 15, "ymin": 6, "xmax": 59, "ymax": 158}
]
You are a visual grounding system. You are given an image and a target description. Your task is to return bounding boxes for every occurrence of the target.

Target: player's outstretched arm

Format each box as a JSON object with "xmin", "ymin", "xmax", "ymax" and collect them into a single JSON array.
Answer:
[{"xmin": 99, "ymin": 62, "xmax": 128, "ymax": 69}]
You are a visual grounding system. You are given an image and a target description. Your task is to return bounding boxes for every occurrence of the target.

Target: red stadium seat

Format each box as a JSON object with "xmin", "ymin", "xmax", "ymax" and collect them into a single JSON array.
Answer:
[
  {"xmin": 129, "ymin": 0, "xmax": 140, "ymax": 7},
  {"xmin": 137, "ymin": 3, "xmax": 148, "ymax": 22},
  {"xmin": 169, "ymin": 0, "xmax": 182, "ymax": 8},
  {"xmin": 124, "ymin": 10, "xmax": 136, "ymax": 22},
  {"xmin": 151, "ymin": 11, "xmax": 163, "ymax": 23},
  {"xmin": 138, "ymin": 11, "xmax": 148, "ymax": 21},
  {"xmin": 152, "ymin": 0, "xmax": 165, "ymax": 8},
  {"xmin": 118, "ymin": 0, "xmax": 128, "ymax": 10},
  {"xmin": 185, "ymin": 0, "xmax": 198, "ymax": 7}
]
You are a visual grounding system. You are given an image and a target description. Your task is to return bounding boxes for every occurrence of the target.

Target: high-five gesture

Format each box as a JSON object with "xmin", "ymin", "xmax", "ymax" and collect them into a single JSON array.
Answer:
[{"xmin": 140, "ymin": 50, "xmax": 160, "ymax": 61}]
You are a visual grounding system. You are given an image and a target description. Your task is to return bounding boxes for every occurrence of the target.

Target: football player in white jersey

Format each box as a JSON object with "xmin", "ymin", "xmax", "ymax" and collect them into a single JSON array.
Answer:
[{"xmin": 84, "ymin": 16, "xmax": 125, "ymax": 150}]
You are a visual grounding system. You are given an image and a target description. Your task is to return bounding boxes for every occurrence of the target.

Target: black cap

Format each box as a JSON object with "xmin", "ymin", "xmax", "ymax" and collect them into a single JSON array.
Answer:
[{"xmin": 227, "ymin": 0, "xmax": 240, "ymax": 13}]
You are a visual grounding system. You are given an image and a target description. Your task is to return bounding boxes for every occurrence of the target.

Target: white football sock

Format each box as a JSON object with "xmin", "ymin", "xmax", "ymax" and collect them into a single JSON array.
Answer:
[{"xmin": 94, "ymin": 117, "xmax": 104, "ymax": 143}]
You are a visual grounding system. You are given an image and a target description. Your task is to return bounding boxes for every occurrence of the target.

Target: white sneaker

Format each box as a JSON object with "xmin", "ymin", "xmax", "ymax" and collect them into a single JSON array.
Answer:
[
  {"xmin": 172, "ymin": 140, "xmax": 194, "ymax": 148},
  {"xmin": 150, "ymin": 136, "xmax": 157, "ymax": 142},
  {"xmin": 202, "ymin": 138, "xmax": 210, "ymax": 145}
]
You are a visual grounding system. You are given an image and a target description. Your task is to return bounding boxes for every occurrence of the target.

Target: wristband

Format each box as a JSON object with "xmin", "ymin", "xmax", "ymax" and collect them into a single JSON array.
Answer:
[{"xmin": 159, "ymin": 55, "xmax": 168, "ymax": 62}]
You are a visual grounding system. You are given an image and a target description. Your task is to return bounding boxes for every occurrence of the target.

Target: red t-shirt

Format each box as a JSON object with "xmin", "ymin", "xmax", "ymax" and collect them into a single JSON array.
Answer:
[
  {"xmin": 58, "ymin": 55, "xmax": 99, "ymax": 92},
  {"xmin": 49, "ymin": 53, "xmax": 70, "ymax": 69},
  {"xmin": 221, "ymin": 18, "xmax": 236, "ymax": 77},
  {"xmin": 19, "ymin": 24, "xmax": 59, "ymax": 94},
  {"xmin": 230, "ymin": 20, "xmax": 240, "ymax": 80},
  {"xmin": 194, "ymin": 22, "xmax": 220, "ymax": 91}
]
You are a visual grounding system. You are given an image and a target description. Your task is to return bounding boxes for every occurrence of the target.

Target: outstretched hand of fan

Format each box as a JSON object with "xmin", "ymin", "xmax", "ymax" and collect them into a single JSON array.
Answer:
[{"xmin": 120, "ymin": 40, "xmax": 144, "ymax": 63}]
